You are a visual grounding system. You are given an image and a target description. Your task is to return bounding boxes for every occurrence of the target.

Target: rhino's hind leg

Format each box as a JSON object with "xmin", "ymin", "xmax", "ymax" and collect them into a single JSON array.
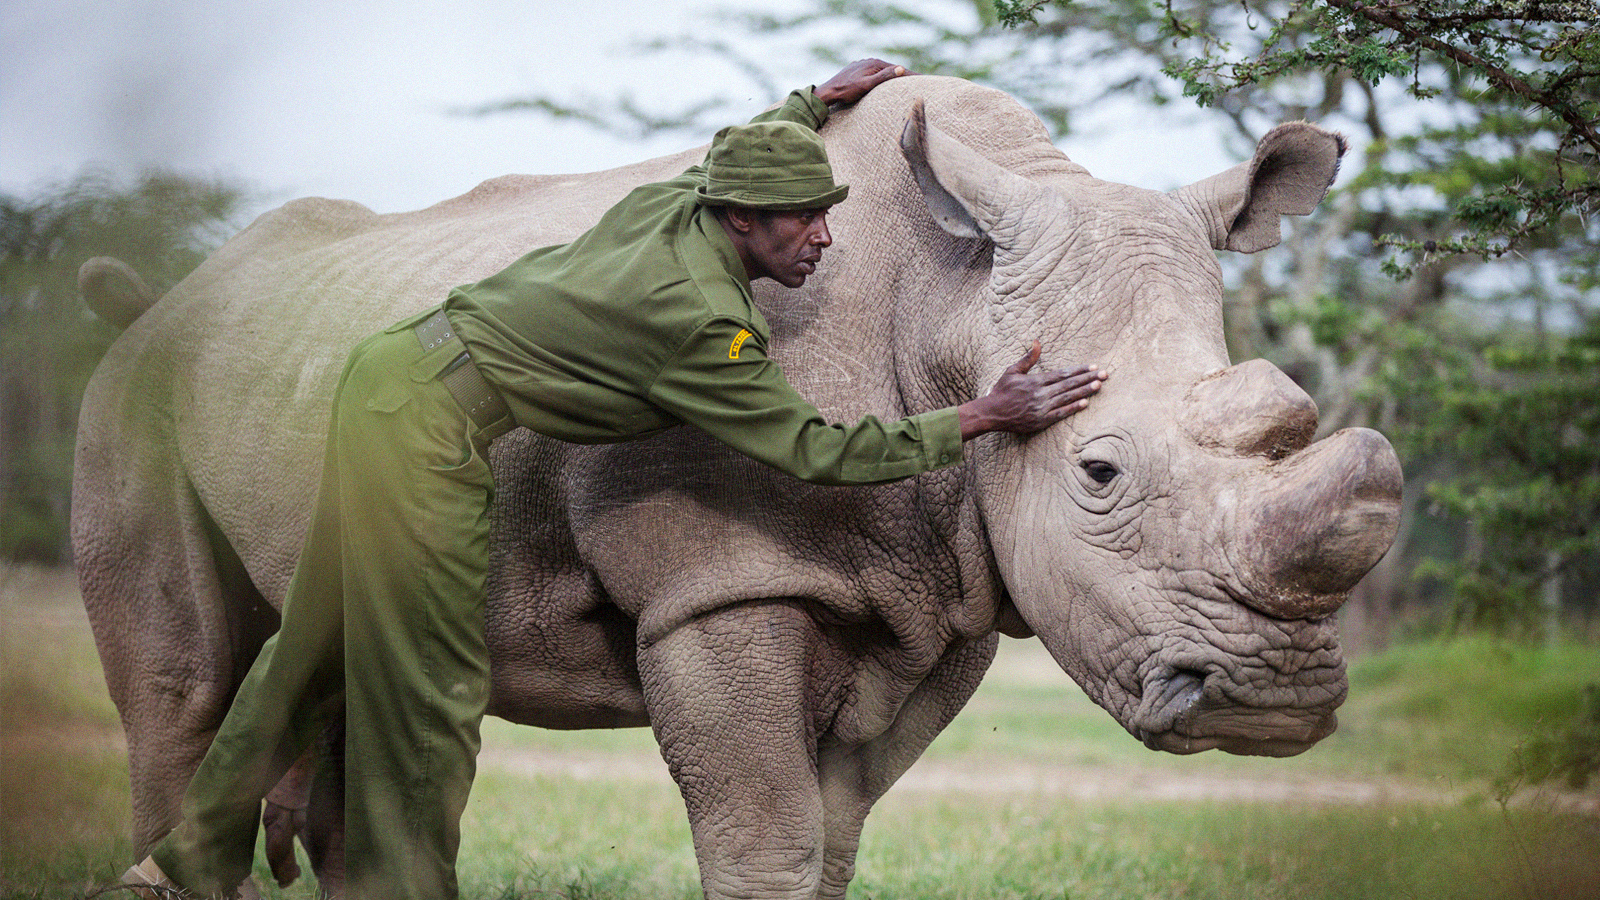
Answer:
[
  {"xmin": 75, "ymin": 471, "xmax": 280, "ymax": 857},
  {"xmin": 262, "ymin": 755, "xmax": 310, "ymax": 886}
]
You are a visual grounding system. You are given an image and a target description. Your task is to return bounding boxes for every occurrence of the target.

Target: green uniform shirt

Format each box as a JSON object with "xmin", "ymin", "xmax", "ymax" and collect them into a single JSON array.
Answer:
[{"xmin": 444, "ymin": 88, "xmax": 963, "ymax": 486}]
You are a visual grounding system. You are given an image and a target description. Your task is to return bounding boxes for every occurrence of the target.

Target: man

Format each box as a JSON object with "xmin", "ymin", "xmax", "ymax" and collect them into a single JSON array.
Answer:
[{"xmin": 124, "ymin": 59, "xmax": 1105, "ymax": 900}]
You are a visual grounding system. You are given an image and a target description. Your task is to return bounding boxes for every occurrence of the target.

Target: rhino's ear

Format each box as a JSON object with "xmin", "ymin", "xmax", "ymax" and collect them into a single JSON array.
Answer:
[
  {"xmin": 1172, "ymin": 122, "xmax": 1347, "ymax": 253},
  {"xmin": 899, "ymin": 99, "xmax": 1043, "ymax": 244}
]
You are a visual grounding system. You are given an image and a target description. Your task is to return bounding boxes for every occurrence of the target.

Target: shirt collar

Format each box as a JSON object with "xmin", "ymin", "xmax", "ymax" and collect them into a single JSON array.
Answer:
[{"xmin": 690, "ymin": 203, "xmax": 752, "ymax": 293}]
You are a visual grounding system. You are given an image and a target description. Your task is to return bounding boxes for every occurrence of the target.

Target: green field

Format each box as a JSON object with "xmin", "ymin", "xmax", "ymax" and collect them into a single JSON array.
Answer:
[{"xmin": 4, "ymin": 565, "xmax": 1597, "ymax": 900}]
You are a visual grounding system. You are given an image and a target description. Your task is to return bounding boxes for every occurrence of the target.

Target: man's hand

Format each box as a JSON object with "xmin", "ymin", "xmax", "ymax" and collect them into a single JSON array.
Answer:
[
  {"xmin": 813, "ymin": 58, "xmax": 910, "ymax": 107},
  {"xmin": 958, "ymin": 342, "xmax": 1107, "ymax": 440}
]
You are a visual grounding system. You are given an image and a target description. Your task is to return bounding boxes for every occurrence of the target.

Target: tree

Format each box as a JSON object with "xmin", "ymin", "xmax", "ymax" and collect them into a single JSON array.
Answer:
[
  {"xmin": 1107, "ymin": 0, "xmax": 1599, "ymax": 276},
  {"xmin": 0, "ymin": 170, "xmax": 249, "ymax": 563}
]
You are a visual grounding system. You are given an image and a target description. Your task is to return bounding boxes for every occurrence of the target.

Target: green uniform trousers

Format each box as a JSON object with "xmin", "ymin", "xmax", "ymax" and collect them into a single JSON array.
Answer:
[{"xmin": 152, "ymin": 311, "xmax": 513, "ymax": 899}]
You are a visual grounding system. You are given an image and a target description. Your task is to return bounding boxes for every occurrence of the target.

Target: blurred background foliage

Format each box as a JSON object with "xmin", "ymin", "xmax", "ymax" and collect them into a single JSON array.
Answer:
[
  {"xmin": 1, "ymin": 170, "xmax": 250, "ymax": 562},
  {"xmin": 2, "ymin": 0, "xmax": 1595, "ymax": 790}
]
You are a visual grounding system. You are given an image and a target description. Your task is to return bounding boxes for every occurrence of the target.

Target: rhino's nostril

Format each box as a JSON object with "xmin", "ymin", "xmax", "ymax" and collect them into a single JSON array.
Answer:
[
  {"xmin": 1151, "ymin": 666, "xmax": 1206, "ymax": 716},
  {"xmin": 1168, "ymin": 667, "xmax": 1206, "ymax": 705}
]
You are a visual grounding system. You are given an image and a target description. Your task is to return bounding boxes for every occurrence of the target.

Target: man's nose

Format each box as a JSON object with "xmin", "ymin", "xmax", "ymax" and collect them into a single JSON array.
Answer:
[{"xmin": 811, "ymin": 219, "xmax": 832, "ymax": 247}]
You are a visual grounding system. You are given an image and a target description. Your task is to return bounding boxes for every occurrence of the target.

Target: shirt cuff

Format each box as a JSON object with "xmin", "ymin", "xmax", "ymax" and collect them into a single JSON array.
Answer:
[
  {"xmin": 793, "ymin": 87, "xmax": 831, "ymax": 129},
  {"xmin": 918, "ymin": 407, "xmax": 965, "ymax": 471}
]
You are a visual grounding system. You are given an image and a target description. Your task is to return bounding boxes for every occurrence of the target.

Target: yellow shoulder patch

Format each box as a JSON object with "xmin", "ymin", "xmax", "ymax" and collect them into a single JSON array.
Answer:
[{"xmin": 728, "ymin": 328, "xmax": 753, "ymax": 360}]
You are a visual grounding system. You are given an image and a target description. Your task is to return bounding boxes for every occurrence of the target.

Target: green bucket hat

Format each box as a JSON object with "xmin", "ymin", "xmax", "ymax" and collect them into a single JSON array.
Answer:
[{"xmin": 696, "ymin": 120, "xmax": 850, "ymax": 210}]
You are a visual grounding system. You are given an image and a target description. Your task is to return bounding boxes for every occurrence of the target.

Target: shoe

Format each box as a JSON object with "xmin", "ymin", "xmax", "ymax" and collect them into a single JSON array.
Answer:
[
  {"xmin": 120, "ymin": 856, "xmax": 263, "ymax": 900},
  {"xmin": 121, "ymin": 857, "xmax": 181, "ymax": 900}
]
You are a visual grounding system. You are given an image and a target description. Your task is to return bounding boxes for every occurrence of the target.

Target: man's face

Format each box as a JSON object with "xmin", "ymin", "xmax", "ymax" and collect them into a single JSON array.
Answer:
[{"xmin": 741, "ymin": 208, "xmax": 833, "ymax": 288}]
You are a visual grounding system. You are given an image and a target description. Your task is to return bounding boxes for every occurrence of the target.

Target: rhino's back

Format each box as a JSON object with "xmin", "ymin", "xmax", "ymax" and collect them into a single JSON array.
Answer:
[{"xmin": 78, "ymin": 149, "xmax": 704, "ymax": 603}]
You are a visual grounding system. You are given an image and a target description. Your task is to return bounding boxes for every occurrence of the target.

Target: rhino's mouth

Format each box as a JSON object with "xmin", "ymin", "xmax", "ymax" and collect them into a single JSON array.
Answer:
[{"xmin": 1128, "ymin": 665, "xmax": 1336, "ymax": 758}]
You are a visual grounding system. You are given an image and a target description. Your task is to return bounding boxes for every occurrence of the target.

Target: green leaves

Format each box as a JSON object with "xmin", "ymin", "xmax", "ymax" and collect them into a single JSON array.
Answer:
[
  {"xmin": 1339, "ymin": 35, "xmax": 1412, "ymax": 85},
  {"xmin": 1377, "ymin": 307, "xmax": 1600, "ymax": 631},
  {"xmin": 1167, "ymin": 13, "xmax": 1412, "ymax": 107},
  {"xmin": 992, "ymin": 0, "xmax": 1054, "ymax": 27},
  {"xmin": 1158, "ymin": 0, "xmax": 1600, "ymax": 273}
]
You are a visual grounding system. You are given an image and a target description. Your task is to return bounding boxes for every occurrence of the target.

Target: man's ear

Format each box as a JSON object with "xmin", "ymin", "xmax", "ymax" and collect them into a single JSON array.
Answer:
[{"xmin": 719, "ymin": 206, "xmax": 756, "ymax": 234}]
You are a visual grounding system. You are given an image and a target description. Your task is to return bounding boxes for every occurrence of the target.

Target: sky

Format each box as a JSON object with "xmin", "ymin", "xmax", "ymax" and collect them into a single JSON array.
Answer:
[{"xmin": 2, "ymin": 0, "xmax": 1232, "ymax": 222}]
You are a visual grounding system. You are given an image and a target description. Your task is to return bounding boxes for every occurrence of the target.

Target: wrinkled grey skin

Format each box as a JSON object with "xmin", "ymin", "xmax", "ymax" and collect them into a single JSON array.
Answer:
[{"xmin": 73, "ymin": 77, "xmax": 1401, "ymax": 900}]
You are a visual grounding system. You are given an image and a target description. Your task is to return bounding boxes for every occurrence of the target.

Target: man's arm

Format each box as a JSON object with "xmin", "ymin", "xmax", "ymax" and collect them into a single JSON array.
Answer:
[
  {"xmin": 648, "ymin": 319, "xmax": 1106, "ymax": 486},
  {"xmin": 649, "ymin": 318, "xmax": 961, "ymax": 485}
]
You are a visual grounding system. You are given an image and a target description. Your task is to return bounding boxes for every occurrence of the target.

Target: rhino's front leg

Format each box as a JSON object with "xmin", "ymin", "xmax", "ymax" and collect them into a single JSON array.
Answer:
[
  {"xmin": 813, "ymin": 635, "xmax": 997, "ymax": 900},
  {"xmin": 640, "ymin": 600, "xmax": 829, "ymax": 900}
]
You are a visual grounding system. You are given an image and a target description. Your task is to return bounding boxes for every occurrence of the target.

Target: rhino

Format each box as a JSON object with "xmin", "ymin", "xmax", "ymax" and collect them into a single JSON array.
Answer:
[{"xmin": 73, "ymin": 75, "xmax": 1401, "ymax": 899}]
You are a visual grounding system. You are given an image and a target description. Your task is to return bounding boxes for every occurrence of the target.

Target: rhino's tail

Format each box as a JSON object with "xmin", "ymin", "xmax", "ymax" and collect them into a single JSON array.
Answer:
[{"xmin": 78, "ymin": 256, "xmax": 155, "ymax": 329}]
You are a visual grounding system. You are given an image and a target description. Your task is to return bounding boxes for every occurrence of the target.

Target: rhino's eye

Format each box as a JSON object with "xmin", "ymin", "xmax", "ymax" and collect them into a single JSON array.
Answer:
[{"xmin": 1083, "ymin": 460, "xmax": 1119, "ymax": 484}]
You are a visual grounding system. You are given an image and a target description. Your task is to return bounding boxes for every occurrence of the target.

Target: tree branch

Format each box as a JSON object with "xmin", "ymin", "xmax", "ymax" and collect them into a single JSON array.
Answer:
[{"xmin": 1324, "ymin": 0, "xmax": 1600, "ymax": 155}]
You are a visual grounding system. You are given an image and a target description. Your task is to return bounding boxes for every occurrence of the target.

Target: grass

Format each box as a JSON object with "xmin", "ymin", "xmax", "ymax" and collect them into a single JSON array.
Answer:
[
  {"xmin": 1345, "ymin": 635, "xmax": 1600, "ymax": 782},
  {"xmin": 1, "ymin": 568, "xmax": 133, "ymax": 900},
  {"xmin": 3, "ymin": 563, "xmax": 1598, "ymax": 899},
  {"xmin": 854, "ymin": 797, "xmax": 1600, "ymax": 900}
]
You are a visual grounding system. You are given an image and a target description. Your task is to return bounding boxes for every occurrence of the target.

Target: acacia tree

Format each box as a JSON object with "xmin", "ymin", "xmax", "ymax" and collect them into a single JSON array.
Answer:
[{"xmin": 1149, "ymin": 0, "xmax": 1599, "ymax": 274}]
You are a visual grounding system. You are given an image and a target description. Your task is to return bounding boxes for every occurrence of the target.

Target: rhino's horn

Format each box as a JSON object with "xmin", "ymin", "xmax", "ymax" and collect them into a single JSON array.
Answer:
[
  {"xmin": 1240, "ymin": 427, "xmax": 1403, "ymax": 619},
  {"xmin": 1184, "ymin": 361, "xmax": 1401, "ymax": 619},
  {"xmin": 1181, "ymin": 359, "xmax": 1318, "ymax": 460}
]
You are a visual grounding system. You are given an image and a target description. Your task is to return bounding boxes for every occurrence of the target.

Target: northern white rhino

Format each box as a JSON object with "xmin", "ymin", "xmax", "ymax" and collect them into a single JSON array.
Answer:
[{"xmin": 73, "ymin": 75, "xmax": 1401, "ymax": 899}]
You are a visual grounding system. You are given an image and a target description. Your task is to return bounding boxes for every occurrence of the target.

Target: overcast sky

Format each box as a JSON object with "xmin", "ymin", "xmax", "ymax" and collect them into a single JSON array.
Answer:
[{"xmin": 2, "ymin": 0, "xmax": 1231, "ymax": 222}]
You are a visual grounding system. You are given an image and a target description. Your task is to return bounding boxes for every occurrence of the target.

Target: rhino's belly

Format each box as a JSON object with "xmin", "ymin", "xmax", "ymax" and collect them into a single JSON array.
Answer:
[{"xmin": 483, "ymin": 579, "xmax": 649, "ymax": 730}]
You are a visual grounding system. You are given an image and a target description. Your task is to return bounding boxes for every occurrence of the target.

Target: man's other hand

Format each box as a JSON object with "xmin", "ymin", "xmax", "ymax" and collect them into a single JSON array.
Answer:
[
  {"xmin": 958, "ymin": 342, "xmax": 1108, "ymax": 440},
  {"xmin": 813, "ymin": 59, "xmax": 910, "ymax": 107}
]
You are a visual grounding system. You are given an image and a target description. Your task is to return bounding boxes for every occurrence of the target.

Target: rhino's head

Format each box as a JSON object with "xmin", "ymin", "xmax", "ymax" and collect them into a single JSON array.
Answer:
[{"xmin": 900, "ymin": 99, "xmax": 1401, "ymax": 757}]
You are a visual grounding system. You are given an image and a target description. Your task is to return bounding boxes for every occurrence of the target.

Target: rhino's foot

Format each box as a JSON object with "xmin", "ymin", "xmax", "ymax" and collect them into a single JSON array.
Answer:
[{"xmin": 119, "ymin": 856, "xmax": 262, "ymax": 900}]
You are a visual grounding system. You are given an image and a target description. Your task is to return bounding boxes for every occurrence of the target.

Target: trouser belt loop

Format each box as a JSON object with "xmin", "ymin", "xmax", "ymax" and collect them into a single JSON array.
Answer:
[{"xmin": 413, "ymin": 309, "xmax": 513, "ymax": 435}]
